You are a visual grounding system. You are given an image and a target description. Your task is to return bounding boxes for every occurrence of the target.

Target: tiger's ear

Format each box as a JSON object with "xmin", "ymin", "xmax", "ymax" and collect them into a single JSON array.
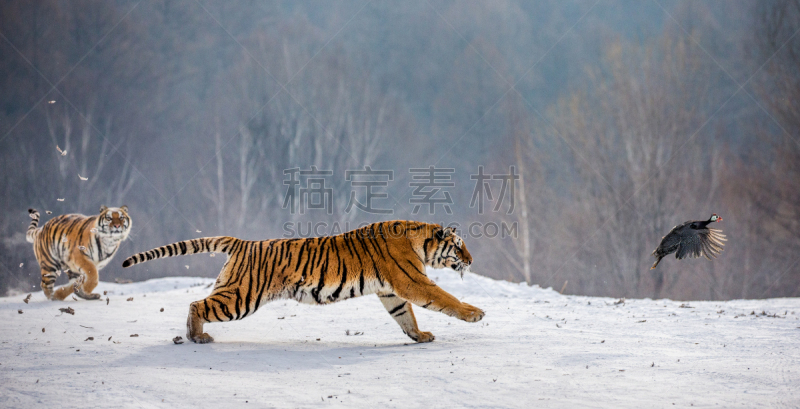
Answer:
[
  {"xmin": 436, "ymin": 227, "xmax": 455, "ymax": 240},
  {"xmin": 120, "ymin": 205, "xmax": 129, "ymax": 213},
  {"xmin": 99, "ymin": 205, "xmax": 109, "ymax": 214}
]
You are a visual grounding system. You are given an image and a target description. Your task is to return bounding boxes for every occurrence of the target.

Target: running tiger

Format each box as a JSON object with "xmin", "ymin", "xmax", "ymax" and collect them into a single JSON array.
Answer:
[
  {"xmin": 27, "ymin": 206, "xmax": 131, "ymax": 300},
  {"xmin": 122, "ymin": 221, "xmax": 484, "ymax": 344}
]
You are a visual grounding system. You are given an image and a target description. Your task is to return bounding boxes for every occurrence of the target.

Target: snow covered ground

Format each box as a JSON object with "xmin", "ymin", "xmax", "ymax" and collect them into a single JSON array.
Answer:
[{"xmin": 1, "ymin": 269, "xmax": 799, "ymax": 408}]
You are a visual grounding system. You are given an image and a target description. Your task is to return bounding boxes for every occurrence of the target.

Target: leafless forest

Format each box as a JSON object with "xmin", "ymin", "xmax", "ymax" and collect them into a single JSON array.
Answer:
[{"xmin": 1, "ymin": 1, "xmax": 798, "ymax": 300}]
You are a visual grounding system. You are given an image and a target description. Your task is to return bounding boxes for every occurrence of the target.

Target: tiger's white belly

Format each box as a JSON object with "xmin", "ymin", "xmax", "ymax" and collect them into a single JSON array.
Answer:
[{"xmin": 287, "ymin": 278, "xmax": 391, "ymax": 306}]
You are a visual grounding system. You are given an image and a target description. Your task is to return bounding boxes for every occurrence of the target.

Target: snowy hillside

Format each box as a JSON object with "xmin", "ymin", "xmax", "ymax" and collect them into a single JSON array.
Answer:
[{"xmin": 1, "ymin": 270, "xmax": 799, "ymax": 408}]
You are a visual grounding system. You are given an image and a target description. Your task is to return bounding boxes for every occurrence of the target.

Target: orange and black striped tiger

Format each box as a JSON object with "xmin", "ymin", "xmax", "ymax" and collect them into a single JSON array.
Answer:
[
  {"xmin": 122, "ymin": 221, "xmax": 484, "ymax": 344},
  {"xmin": 27, "ymin": 206, "xmax": 131, "ymax": 301}
]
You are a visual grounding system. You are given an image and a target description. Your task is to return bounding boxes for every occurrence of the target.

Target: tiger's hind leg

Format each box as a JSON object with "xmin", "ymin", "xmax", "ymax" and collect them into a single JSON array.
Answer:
[
  {"xmin": 51, "ymin": 270, "xmax": 82, "ymax": 301},
  {"xmin": 72, "ymin": 271, "xmax": 101, "ymax": 300},
  {"xmin": 187, "ymin": 299, "xmax": 213, "ymax": 344},
  {"xmin": 187, "ymin": 289, "xmax": 243, "ymax": 344},
  {"xmin": 378, "ymin": 293, "xmax": 434, "ymax": 343},
  {"xmin": 40, "ymin": 269, "xmax": 58, "ymax": 300}
]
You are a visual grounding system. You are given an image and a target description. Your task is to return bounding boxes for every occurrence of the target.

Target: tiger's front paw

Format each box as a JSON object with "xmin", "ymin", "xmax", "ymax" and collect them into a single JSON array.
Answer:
[
  {"xmin": 190, "ymin": 333, "xmax": 214, "ymax": 344},
  {"xmin": 409, "ymin": 331, "xmax": 435, "ymax": 343},
  {"xmin": 458, "ymin": 303, "xmax": 485, "ymax": 322}
]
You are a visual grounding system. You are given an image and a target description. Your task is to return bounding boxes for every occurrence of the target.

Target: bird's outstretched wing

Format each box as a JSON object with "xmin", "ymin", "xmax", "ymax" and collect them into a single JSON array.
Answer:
[
  {"xmin": 701, "ymin": 228, "xmax": 727, "ymax": 259},
  {"xmin": 676, "ymin": 228, "xmax": 726, "ymax": 260}
]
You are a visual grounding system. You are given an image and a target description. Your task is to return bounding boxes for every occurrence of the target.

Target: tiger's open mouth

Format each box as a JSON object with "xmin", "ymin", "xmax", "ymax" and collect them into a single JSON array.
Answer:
[{"xmin": 450, "ymin": 261, "xmax": 470, "ymax": 277}]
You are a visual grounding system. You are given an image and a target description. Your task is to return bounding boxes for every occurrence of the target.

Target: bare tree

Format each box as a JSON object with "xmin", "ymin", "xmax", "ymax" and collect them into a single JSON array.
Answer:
[
  {"xmin": 199, "ymin": 119, "xmax": 227, "ymax": 233},
  {"xmin": 541, "ymin": 34, "xmax": 726, "ymax": 298},
  {"xmin": 45, "ymin": 105, "xmax": 136, "ymax": 210},
  {"xmin": 235, "ymin": 125, "xmax": 263, "ymax": 230},
  {"xmin": 745, "ymin": 0, "xmax": 800, "ymax": 297}
]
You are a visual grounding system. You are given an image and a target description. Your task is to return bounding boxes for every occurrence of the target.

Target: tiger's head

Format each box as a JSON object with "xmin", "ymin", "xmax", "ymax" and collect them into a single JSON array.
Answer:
[
  {"xmin": 426, "ymin": 226, "xmax": 472, "ymax": 276},
  {"xmin": 96, "ymin": 205, "xmax": 132, "ymax": 238}
]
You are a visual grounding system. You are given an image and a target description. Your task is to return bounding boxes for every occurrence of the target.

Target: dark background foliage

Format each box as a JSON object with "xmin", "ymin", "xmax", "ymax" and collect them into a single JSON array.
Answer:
[{"xmin": 1, "ymin": 0, "xmax": 798, "ymax": 300}]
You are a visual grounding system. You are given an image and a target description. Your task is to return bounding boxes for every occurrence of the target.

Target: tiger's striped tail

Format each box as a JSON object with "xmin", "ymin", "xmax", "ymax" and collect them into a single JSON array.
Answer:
[
  {"xmin": 122, "ymin": 236, "xmax": 238, "ymax": 268},
  {"xmin": 26, "ymin": 209, "xmax": 40, "ymax": 243}
]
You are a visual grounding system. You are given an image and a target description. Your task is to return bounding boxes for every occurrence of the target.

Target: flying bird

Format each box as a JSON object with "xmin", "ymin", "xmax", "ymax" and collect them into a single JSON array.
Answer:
[
  {"xmin": 79, "ymin": 174, "xmax": 88, "ymax": 181},
  {"xmin": 56, "ymin": 145, "xmax": 67, "ymax": 156},
  {"xmin": 57, "ymin": 198, "xmax": 65, "ymax": 202},
  {"xmin": 651, "ymin": 214, "xmax": 726, "ymax": 269}
]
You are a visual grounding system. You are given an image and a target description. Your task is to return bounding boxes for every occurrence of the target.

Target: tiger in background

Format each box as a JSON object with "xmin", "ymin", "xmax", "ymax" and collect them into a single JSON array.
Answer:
[
  {"xmin": 27, "ymin": 206, "xmax": 132, "ymax": 301},
  {"xmin": 122, "ymin": 221, "xmax": 484, "ymax": 344}
]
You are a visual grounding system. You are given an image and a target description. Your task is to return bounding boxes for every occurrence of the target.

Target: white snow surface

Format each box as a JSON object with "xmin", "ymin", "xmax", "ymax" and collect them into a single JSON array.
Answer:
[{"xmin": 2, "ymin": 269, "xmax": 799, "ymax": 408}]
